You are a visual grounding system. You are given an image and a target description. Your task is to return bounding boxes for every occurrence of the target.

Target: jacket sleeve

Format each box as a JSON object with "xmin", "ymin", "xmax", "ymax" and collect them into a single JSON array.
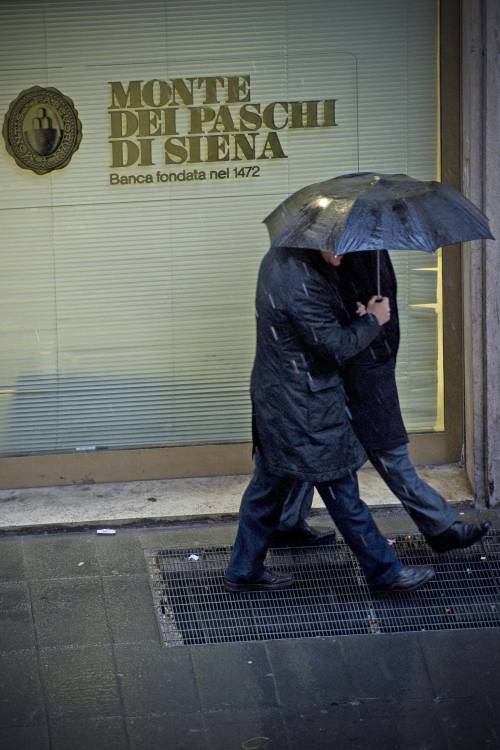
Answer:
[{"xmin": 287, "ymin": 272, "xmax": 381, "ymax": 365}]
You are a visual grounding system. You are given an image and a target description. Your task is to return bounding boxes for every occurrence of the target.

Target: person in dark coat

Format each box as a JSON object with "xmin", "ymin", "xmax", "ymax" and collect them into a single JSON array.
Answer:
[
  {"xmin": 224, "ymin": 245, "xmax": 434, "ymax": 592},
  {"xmin": 275, "ymin": 249, "xmax": 490, "ymax": 552}
]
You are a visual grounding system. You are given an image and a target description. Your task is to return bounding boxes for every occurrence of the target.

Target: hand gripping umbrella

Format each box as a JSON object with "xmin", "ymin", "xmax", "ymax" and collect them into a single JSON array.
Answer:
[{"xmin": 263, "ymin": 172, "xmax": 494, "ymax": 296}]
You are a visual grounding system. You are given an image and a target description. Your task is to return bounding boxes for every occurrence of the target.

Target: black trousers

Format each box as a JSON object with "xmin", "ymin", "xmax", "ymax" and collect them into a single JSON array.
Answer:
[
  {"xmin": 278, "ymin": 444, "xmax": 456, "ymax": 537},
  {"xmin": 227, "ymin": 453, "xmax": 401, "ymax": 587}
]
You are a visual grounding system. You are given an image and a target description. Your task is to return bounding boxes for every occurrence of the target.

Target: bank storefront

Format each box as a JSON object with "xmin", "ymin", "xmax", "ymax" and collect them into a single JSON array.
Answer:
[{"xmin": 0, "ymin": 0, "xmax": 462, "ymax": 489}]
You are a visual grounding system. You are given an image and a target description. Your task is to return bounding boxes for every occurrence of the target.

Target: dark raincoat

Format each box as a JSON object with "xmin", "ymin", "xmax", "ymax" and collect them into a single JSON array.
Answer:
[
  {"xmin": 337, "ymin": 250, "xmax": 409, "ymax": 451},
  {"xmin": 251, "ymin": 246, "xmax": 382, "ymax": 482}
]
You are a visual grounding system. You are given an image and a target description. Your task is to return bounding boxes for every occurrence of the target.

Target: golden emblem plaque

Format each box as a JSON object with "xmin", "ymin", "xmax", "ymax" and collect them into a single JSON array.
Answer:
[{"xmin": 2, "ymin": 86, "xmax": 82, "ymax": 175}]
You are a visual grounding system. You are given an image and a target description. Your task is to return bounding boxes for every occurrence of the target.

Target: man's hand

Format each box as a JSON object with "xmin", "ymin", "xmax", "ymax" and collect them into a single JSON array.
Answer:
[
  {"xmin": 366, "ymin": 295, "xmax": 391, "ymax": 325},
  {"xmin": 356, "ymin": 301, "xmax": 367, "ymax": 317}
]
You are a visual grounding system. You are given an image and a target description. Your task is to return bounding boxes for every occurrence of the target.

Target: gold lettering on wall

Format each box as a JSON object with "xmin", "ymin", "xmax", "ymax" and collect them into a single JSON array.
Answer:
[{"xmin": 108, "ymin": 75, "xmax": 337, "ymax": 167}]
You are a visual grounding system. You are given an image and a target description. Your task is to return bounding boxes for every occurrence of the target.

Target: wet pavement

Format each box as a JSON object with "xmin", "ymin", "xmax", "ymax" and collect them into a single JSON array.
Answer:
[{"xmin": 1, "ymin": 507, "xmax": 500, "ymax": 750}]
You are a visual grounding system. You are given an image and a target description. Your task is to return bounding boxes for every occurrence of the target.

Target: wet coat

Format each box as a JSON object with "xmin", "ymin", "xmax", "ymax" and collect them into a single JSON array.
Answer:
[
  {"xmin": 337, "ymin": 250, "xmax": 409, "ymax": 451},
  {"xmin": 251, "ymin": 246, "xmax": 382, "ymax": 482}
]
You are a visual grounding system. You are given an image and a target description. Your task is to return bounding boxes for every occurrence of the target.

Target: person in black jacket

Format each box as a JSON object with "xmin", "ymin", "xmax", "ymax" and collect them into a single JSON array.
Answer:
[
  {"xmin": 274, "ymin": 249, "xmax": 490, "ymax": 553},
  {"xmin": 224, "ymin": 246, "xmax": 434, "ymax": 592}
]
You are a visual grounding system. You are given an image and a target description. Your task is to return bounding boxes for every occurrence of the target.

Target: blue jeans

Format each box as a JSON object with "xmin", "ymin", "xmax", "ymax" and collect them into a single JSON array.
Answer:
[
  {"xmin": 279, "ymin": 443, "xmax": 457, "ymax": 537},
  {"xmin": 227, "ymin": 453, "xmax": 401, "ymax": 587}
]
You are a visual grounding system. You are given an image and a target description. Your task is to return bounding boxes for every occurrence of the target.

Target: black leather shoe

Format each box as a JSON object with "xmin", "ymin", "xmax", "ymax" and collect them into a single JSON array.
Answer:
[
  {"xmin": 224, "ymin": 568, "xmax": 294, "ymax": 592},
  {"xmin": 270, "ymin": 523, "xmax": 337, "ymax": 547},
  {"xmin": 372, "ymin": 565, "xmax": 435, "ymax": 593},
  {"xmin": 426, "ymin": 521, "xmax": 492, "ymax": 553}
]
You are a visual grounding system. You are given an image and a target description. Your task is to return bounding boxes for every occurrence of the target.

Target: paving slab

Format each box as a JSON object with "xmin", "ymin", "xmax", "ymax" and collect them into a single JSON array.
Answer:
[
  {"xmin": 96, "ymin": 535, "xmax": 148, "ymax": 576},
  {"xmin": 0, "ymin": 725, "xmax": 50, "ymax": 750},
  {"xmin": 418, "ymin": 629, "xmax": 500, "ymax": 701},
  {"xmin": 284, "ymin": 705, "xmax": 366, "ymax": 750},
  {"xmin": 49, "ymin": 717, "xmax": 129, "ymax": 750},
  {"xmin": 340, "ymin": 632, "xmax": 431, "ymax": 702},
  {"xmin": 434, "ymin": 694, "xmax": 500, "ymax": 750},
  {"xmin": 0, "ymin": 649, "xmax": 45, "ymax": 727},
  {"xmin": 0, "ymin": 538, "xmax": 25, "ymax": 579},
  {"xmin": 359, "ymin": 698, "xmax": 448, "ymax": 750},
  {"xmin": 191, "ymin": 642, "xmax": 277, "ymax": 712},
  {"xmin": 22, "ymin": 536, "xmax": 99, "ymax": 580},
  {"xmin": 0, "ymin": 581, "xmax": 36, "ymax": 652},
  {"xmin": 38, "ymin": 644, "xmax": 121, "ymax": 723},
  {"xmin": 31, "ymin": 578, "xmax": 110, "ymax": 648},
  {"xmin": 113, "ymin": 641, "xmax": 200, "ymax": 716},
  {"xmin": 265, "ymin": 637, "xmax": 354, "ymax": 710},
  {"xmin": 204, "ymin": 708, "xmax": 289, "ymax": 750},
  {"xmin": 127, "ymin": 712, "xmax": 208, "ymax": 750},
  {"xmin": 101, "ymin": 574, "xmax": 160, "ymax": 644}
]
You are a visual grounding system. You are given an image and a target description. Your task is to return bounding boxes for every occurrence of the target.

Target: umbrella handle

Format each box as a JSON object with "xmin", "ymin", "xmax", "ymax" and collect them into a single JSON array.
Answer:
[{"xmin": 376, "ymin": 251, "xmax": 382, "ymax": 300}]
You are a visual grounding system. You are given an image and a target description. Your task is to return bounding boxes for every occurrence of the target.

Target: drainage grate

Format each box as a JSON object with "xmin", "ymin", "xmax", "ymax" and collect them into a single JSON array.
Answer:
[{"xmin": 145, "ymin": 532, "xmax": 500, "ymax": 646}]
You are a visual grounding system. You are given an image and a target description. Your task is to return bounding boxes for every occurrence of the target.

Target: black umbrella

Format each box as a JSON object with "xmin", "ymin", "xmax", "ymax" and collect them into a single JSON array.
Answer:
[{"xmin": 264, "ymin": 172, "xmax": 494, "ymax": 296}]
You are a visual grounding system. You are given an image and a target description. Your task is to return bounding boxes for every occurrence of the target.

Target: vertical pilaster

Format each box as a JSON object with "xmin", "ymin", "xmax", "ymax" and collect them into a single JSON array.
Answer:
[{"xmin": 462, "ymin": 0, "xmax": 500, "ymax": 506}]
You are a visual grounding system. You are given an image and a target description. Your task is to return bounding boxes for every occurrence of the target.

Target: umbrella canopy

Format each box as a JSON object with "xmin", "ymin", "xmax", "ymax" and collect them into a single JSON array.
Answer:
[{"xmin": 264, "ymin": 172, "xmax": 494, "ymax": 255}]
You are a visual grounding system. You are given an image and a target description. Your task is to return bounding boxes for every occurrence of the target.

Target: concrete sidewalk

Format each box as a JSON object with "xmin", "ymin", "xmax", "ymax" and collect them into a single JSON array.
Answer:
[
  {"xmin": 1, "ymin": 508, "xmax": 499, "ymax": 750},
  {"xmin": 0, "ymin": 463, "xmax": 473, "ymax": 532}
]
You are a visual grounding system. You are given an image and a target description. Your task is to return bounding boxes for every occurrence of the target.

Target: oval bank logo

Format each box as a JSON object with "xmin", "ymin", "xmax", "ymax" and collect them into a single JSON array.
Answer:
[{"xmin": 2, "ymin": 86, "xmax": 82, "ymax": 175}]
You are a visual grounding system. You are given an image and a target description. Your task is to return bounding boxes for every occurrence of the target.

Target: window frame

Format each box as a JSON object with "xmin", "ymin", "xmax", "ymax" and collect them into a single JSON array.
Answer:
[{"xmin": 0, "ymin": 0, "xmax": 462, "ymax": 488}]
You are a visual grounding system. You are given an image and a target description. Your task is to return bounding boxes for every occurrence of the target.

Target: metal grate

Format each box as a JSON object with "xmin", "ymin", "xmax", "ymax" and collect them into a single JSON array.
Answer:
[{"xmin": 145, "ymin": 532, "xmax": 500, "ymax": 646}]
